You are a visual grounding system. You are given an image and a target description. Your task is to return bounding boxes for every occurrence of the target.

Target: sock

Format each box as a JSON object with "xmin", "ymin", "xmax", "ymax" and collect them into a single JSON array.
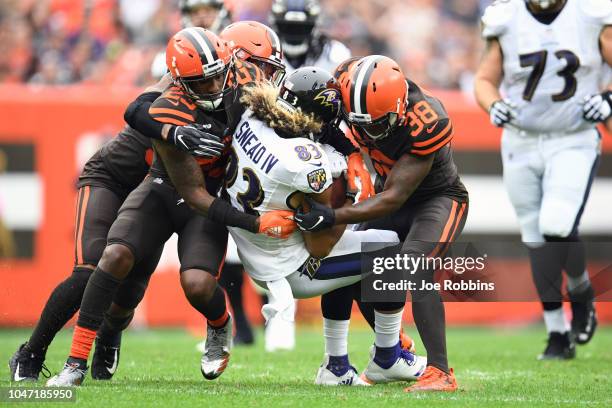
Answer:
[
  {"xmin": 543, "ymin": 307, "xmax": 568, "ymax": 334},
  {"xmin": 412, "ymin": 295, "xmax": 449, "ymax": 373},
  {"xmin": 327, "ymin": 354, "xmax": 350, "ymax": 376},
  {"xmin": 352, "ymin": 282, "xmax": 375, "ymax": 330},
  {"xmin": 69, "ymin": 326, "xmax": 97, "ymax": 361},
  {"xmin": 26, "ymin": 267, "xmax": 92, "ymax": 356},
  {"xmin": 528, "ymin": 245, "xmax": 563, "ymax": 303},
  {"xmin": 322, "ymin": 284, "xmax": 354, "ymax": 321},
  {"xmin": 323, "ymin": 319, "xmax": 349, "ymax": 356},
  {"xmin": 71, "ymin": 268, "xmax": 122, "ymax": 361},
  {"xmin": 373, "ymin": 342, "xmax": 400, "ymax": 369},
  {"xmin": 204, "ymin": 285, "xmax": 229, "ymax": 328},
  {"xmin": 97, "ymin": 310, "xmax": 133, "ymax": 347},
  {"xmin": 567, "ymin": 271, "xmax": 591, "ymax": 293},
  {"xmin": 374, "ymin": 309, "xmax": 403, "ymax": 348}
]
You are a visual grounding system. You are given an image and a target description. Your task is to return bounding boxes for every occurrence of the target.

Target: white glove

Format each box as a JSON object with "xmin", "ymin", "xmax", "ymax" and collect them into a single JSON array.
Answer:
[
  {"xmin": 320, "ymin": 144, "xmax": 347, "ymax": 179},
  {"xmin": 489, "ymin": 99, "xmax": 517, "ymax": 127},
  {"xmin": 582, "ymin": 91, "xmax": 612, "ymax": 123}
]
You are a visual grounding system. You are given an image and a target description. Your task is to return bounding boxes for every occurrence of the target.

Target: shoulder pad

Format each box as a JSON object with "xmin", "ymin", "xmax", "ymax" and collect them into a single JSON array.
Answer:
[
  {"xmin": 327, "ymin": 40, "xmax": 352, "ymax": 66},
  {"xmin": 149, "ymin": 85, "xmax": 197, "ymax": 126},
  {"xmin": 481, "ymin": 0, "xmax": 519, "ymax": 39},
  {"xmin": 578, "ymin": 0, "xmax": 612, "ymax": 26}
]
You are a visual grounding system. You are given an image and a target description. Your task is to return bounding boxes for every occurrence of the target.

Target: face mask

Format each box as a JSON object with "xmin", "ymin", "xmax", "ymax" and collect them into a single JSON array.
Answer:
[
  {"xmin": 197, "ymin": 96, "xmax": 224, "ymax": 111},
  {"xmin": 282, "ymin": 42, "xmax": 309, "ymax": 57}
]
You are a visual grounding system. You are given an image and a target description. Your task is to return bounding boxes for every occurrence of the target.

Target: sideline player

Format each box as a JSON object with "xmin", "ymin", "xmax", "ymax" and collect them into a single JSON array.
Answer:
[
  {"xmin": 45, "ymin": 28, "xmax": 295, "ymax": 387},
  {"xmin": 294, "ymin": 55, "xmax": 469, "ymax": 391},
  {"xmin": 152, "ymin": 66, "xmax": 427, "ymax": 386},
  {"xmin": 474, "ymin": 0, "xmax": 611, "ymax": 359}
]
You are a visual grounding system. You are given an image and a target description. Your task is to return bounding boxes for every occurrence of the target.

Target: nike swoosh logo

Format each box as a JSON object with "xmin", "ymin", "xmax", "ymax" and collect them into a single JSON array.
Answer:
[
  {"xmin": 14, "ymin": 362, "xmax": 27, "ymax": 381},
  {"xmin": 310, "ymin": 216, "xmax": 325, "ymax": 230},
  {"xmin": 177, "ymin": 134, "xmax": 189, "ymax": 150},
  {"xmin": 426, "ymin": 123, "xmax": 438, "ymax": 134},
  {"xmin": 106, "ymin": 349, "xmax": 118, "ymax": 375},
  {"xmin": 308, "ymin": 162, "xmax": 322, "ymax": 166}
]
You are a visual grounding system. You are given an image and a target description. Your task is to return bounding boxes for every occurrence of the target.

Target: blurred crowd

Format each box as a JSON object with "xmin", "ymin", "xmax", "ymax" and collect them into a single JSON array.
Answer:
[{"xmin": 0, "ymin": 0, "xmax": 492, "ymax": 91}]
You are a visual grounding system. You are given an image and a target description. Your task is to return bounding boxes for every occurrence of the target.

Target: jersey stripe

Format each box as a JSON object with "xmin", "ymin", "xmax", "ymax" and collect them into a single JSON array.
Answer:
[
  {"xmin": 412, "ymin": 121, "xmax": 452, "ymax": 148},
  {"xmin": 411, "ymin": 132, "xmax": 453, "ymax": 155},
  {"xmin": 149, "ymin": 107, "xmax": 195, "ymax": 122}
]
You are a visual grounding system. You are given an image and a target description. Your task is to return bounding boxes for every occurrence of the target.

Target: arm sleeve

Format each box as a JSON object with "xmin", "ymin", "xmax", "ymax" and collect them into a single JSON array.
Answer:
[{"xmin": 123, "ymin": 91, "xmax": 165, "ymax": 140}]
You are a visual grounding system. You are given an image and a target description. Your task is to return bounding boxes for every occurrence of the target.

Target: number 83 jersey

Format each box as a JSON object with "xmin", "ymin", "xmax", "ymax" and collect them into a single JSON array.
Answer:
[
  {"xmin": 224, "ymin": 110, "xmax": 334, "ymax": 282},
  {"xmin": 482, "ymin": 0, "xmax": 612, "ymax": 133}
]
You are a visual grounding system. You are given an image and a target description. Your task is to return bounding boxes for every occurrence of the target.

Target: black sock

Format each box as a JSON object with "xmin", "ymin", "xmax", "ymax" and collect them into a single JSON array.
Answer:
[
  {"xmin": 528, "ymin": 244, "xmax": 563, "ymax": 303},
  {"xmin": 201, "ymin": 284, "xmax": 228, "ymax": 324},
  {"xmin": 352, "ymin": 282, "xmax": 375, "ymax": 330},
  {"xmin": 321, "ymin": 284, "xmax": 354, "ymax": 321},
  {"xmin": 97, "ymin": 310, "xmax": 133, "ymax": 347},
  {"xmin": 411, "ymin": 293, "xmax": 448, "ymax": 373},
  {"xmin": 219, "ymin": 264, "xmax": 249, "ymax": 329},
  {"xmin": 76, "ymin": 268, "xmax": 122, "ymax": 331},
  {"xmin": 26, "ymin": 267, "xmax": 92, "ymax": 356}
]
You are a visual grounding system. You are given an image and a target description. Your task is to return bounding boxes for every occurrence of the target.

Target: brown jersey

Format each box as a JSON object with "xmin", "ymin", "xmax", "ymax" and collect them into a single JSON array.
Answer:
[{"xmin": 350, "ymin": 79, "xmax": 467, "ymax": 203}]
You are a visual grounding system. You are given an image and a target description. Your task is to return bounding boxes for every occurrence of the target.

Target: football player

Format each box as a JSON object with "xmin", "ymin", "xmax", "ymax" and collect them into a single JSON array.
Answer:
[
  {"xmin": 474, "ymin": 0, "xmax": 611, "ymax": 359},
  {"xmin": 294, "ymin": 55, "xmax": 469, "ymax": 392},
  {"xmin": 266, "ymin": 0, "xmax": 363, "ymax": 351},
  {"xmin": 45, "ymin": 28, "xmax": 295, "ymax": 387},
  {"xmin": 152, "ymin": 66, "xmax": 428, "ymax": 386}
]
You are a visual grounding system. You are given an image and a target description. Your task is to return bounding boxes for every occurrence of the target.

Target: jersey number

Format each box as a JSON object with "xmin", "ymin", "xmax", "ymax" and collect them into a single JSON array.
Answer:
[
  {"xmin": 225, "ymin": 148, "xmax": 265, "ymax": 215},
  {"xmin": 407, "ymin": 101, "xmax": 439, "ymax": 137},
  {"xmin": 519, "ymin": 50, "xmax": 580, "ymax": 102}
]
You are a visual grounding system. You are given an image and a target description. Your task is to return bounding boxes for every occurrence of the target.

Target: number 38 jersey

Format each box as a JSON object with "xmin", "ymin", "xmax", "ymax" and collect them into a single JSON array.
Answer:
[
  {"xmin": 482, "ymin": 0, "xmax": 612, "ymax": 133},
  {"xmin": 225, "ymin": 110, "xmax": 334, "ymax": 282}
]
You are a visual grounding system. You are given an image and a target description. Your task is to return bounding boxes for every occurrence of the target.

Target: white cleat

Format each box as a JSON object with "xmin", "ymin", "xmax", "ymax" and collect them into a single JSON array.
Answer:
[
  {"xmin": 46, "ymin": 362, "xmax": 87, "ymax": 387},
  {"xmin": 264, "ymin": 315, "xmax": 295, "ymax": 352},
  {"xmin": 201, "ymin": 315, "xmax": 233, "ymax": 380},
  {"xmin": 361, "ymin": 349, "xmax": 427, "ymax": 384},
  {"xmin": 315, "ymin": 354, "xmax": 370, "ymax": 386}
]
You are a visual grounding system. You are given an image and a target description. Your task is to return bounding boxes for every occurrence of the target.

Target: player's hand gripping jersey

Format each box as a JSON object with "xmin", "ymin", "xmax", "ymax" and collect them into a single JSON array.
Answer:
[
  {"xmin": 224, "ymin": 110, "xmax": 335, "ymax": 281},
  {"xmin": 481, "ymin": 0, "xmax": 612, "ymax": 133}
]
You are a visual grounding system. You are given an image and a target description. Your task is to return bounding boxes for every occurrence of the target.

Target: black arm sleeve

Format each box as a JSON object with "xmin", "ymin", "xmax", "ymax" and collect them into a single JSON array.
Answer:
[
  {"xmin": 319, "ymin": 124, "xmax": 358, "ymax": 156},
  {"xmin": 207, "ymin": 198, "xmax": 259, "ymax": 233},
  {"xmin": 124, "ymin": 91, "xmax": 168, "ymax": 140}
]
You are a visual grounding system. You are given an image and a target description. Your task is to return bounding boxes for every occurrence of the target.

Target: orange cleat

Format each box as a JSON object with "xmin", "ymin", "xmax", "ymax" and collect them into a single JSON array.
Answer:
[
  {"xmin": 399, "ymin": 328, "xmax": 416, "ymax": 353},
  {"xmin": 404, "ymin": 366, "xmax": 457, "ymax": 392}
]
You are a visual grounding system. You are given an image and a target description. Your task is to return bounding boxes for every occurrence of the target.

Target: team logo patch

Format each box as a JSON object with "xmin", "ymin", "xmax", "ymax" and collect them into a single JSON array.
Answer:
[
  {"xmin": 307, "ymin": 168, "xmax": 327, "ymax": 192},
  {"xmin": 314, "ymin": 89, "xmax": 340, "ymax": 108}
]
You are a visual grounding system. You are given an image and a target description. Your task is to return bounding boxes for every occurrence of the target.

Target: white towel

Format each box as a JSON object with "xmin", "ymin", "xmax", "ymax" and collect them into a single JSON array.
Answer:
[{"xmin": 261, "ymin": 277, "xmax": 296, "ymax": 323}]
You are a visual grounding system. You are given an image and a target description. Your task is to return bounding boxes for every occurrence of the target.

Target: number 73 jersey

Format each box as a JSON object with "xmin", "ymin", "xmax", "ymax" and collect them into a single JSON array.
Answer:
[
  {"xmin": 223, "ymin": 110, "xmax": 334, "ymax": 282},
  {"xmin": 482, "ymin": 0, "xmax": 612, "ymax": 133}
]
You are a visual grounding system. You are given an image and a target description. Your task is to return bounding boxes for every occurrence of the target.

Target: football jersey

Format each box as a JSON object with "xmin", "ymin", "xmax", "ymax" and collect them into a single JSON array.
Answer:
[
  {"xmin": 226, "ymin": 110, "xmax": 334, "ymax": 282},
  {"xmin": 284, "ymin": 38, "xmax": 351, "ymax": 74},
  {"xmin": 350, "ymin": 79, "xmax": 466, "ymax": 203},
  {"xmin": 481, "ymin": 0, "xmax": 612, "ymax": 133},
  {"xmin": 78, "ymin": 126, "xmax": 153, "ymax": 198}
]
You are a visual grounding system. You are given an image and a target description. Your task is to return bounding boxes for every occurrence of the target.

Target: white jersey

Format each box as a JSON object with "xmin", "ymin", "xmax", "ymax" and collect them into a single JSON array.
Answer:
[
  {"xmin": 226, "ymin": 110, "xmax": 335, "ymax": 282},
  {"xmin": 284, "ymin": 39, "xmax": 351, "ymax": 74},
  {"xmin": 481, "ymin": 0, "xmax": 612, "ymax": 133}
]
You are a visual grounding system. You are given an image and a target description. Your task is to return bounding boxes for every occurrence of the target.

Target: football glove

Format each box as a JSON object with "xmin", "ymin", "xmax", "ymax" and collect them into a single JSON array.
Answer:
[
  {"xmin": 346, "ymin": 152, "xmax": 375, "ymax": 203},
  {"xmin": 169, "ymin": 124, "xmax": 225, "ymax": 158},
  {"xmin": 294, "ymin": 197, "xmax": 335, "ymax": 232},
  {"xmin": 258, "ymin": 210, "xmax": 296, "ymax": 239},
  {"xmin": 489, "ymin": 99, "xmax": 517, "ymax": 127},
  {"xmin": 582, "ymin": 91, "xmax": 612, "ymax": 123}
]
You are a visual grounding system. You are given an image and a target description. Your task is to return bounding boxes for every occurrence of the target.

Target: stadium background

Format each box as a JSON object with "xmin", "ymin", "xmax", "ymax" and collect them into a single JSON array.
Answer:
[{"xmin": 0, "ymin": 0, "xmax": 611, "ymax": 330}]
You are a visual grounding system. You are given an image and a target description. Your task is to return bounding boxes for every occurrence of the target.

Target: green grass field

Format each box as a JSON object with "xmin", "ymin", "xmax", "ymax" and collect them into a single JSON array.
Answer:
[{"xmin": 1, "ymin": 326, "xmax": 611, "ymax": 407}]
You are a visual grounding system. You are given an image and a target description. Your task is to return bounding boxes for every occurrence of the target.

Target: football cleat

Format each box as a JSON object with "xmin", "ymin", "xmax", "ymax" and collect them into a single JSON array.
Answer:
[
  {"xmin": 8, "ymin": 343, "xmax": 49, "ymax": 382},
  {"xmin": 91, "ymin": 337, "xmax": 120, "ymax": 380},
  {"xmin": 569, "ymin": 286, "xmax": 598, "ymax": 345},
  {"xmin": 538, "ymin": 332, "xmax": 576, "ymax": 360},
  {"xmin": 201, "ymin": 315, "xmax": 233, "ymax": 380},
  {"xmin": 361, "ymin": 348, "xmax": 427, "ymax": 384},
  {"xmin": 264, "ymin": 315, "xmax": 295, "ymax": 352},
  {"xmin": 405, "ymin": 366, "xmax": 458, "ymax": 392},
  {"xmin": 46, "ymin": 359, "xmax": 87, "ymax": 387},
  {"xmin": 314, "ymin": 354, "xmax": 369, "ymax": 386}
]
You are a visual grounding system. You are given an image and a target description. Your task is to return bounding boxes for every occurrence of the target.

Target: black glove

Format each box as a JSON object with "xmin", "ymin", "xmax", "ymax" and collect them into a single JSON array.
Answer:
[
  {"xmin": 294, "ymin": 197, "xmax": 336, "ymax": 232},
  {"xmin": 318, "ymin": 122, "xmax": 358, "ymax": 156},
  {"xmin": 168, "ymin": 124, "xmax": 225, "ymax": 158}
]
